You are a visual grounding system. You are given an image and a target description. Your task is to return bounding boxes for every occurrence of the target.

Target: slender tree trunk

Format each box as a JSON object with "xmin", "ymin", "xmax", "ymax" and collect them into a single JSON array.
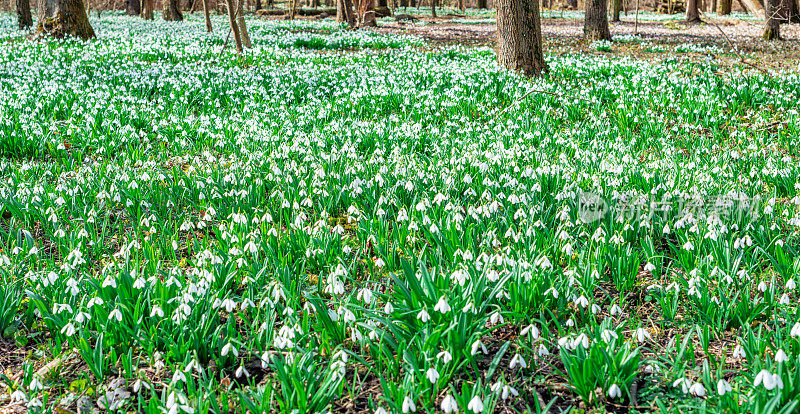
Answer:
[
  {"xmin": 496, "ymin": 0, "xmax": 547, "ymax": 77},
  {"xmin": 477, "ymin": 0, "xmax": 486, "ymax": 7},
  {"xmin": 202, "ymin": 0, "xmax": 213, "ymax": 29},
  {"xmin": 225, "ymin": 0, "xmax": 243, "ymax": 52},
  {"xmin": 717, "ymin": 0, "xmax": 730, "ymax": 13},
  {"xmin": 236, "ymin": 0, "xmax": 251, "ymax": 47},
  {"xmin": 254, "ymin": 0, "xmax": 260, "ymax": 9},
  {"xmin": 457, "ymin": 0, "xmax": 464, "ymax": 11},
  {"xmin": 763, "ymin": 0, "xmax": 782, "ymax": 39},
  {"xmin": 612, "ymin": 0, "xmax": 621, "ymax": 20},
  {"xmin": 430, "ymin": 0, "xmax": 436, "ymax": 16},
  {"xmin": 36, "ymin": 0, "xmax": 95, "ymax": 39},
  {"xmin": 358, "ymin": 0, "xmax": 376, "ymax": 25},
  {"xmin": 163, "ymin": 0, "xmax": 184, "ymax": 19},
  {"xmin": 17, "ymin": 0, "xmax": 34, "ymax": 29},
  {"xmin": 584, "ymin": 0, "xmax": 611, "ymax": 40},
  {"xmin": 686, "ymin": 0, "xmax": 700, "ymax": 21}
]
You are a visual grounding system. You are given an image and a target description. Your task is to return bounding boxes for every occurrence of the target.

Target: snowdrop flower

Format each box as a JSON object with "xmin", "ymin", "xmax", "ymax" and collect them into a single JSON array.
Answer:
[
  {"xmin": 608, "ymin": 384, "xmax": 622, "ymax": 399},
  {"xmin": 673, "ymin": 378, "xmax": 691, "ymax": 394},
  {"xmin": 402, "ymin": 396, "xmax": 416, "ymax": 413},
  {"xmin": 109, "ymin": 308, "xmax": 123, "ymax": 322},
  {"xmin": 644, "ymin": 262, "xmax": 656, "ymax": 272},
  {"xmin": 537, "ymin": 344, "xmax": 550, "ymax": 357},
  {"xmin": 10, "ymin": 390, "xmax": 27, "ymax": 403},
  {"xmin": 509, "ymin": 353, "xmax": 527, "ymax": 369},
  {"xmin": 425, "ymin": 367, "xmax": 439, "ymax": 384},
  {"xmin": 791, "ymin": 322, "xmax": 800, "ymax": 338},
  {"xmin": 374, "ymin": 407, "xmax": 388, "ymax": 414},
  {"xmin": 521, "ymin": 324, "xmax": 540, "ymax": 340},
  {"xmin": 610, "ymin": 304, "xmax": 622, "ymax": 316},
  {"xmin": 434, "ymin": 296, "xmax": 451, "ymax": 313},
  {"xmin": 775, "ymin": 349, "xmax": 788, "ymax": 363},
  {"xmin": 357, "ymin": 288, "xmax": 373, "ymax": 304},
  {"xmin": 384, "ymin": 302, "xmax": 394, "ymax": 314},
  {"xmin": 634, "ymin": 328, "xmax": 652, "ymax": 343},
  {"xmin": 221, "ymin": 342, "xmax": 238, "ymax": 357},
  {"xmin": 441, "ymin": 394, "xmax": 458, "ymax": 413},
  {"xmin": 417, "ymin": 309, "xmax": 430, "ymax": 323},
  {"xmin": 61, "ymin": 322, "xmax": 76, "ymax": 337},
  {"xmin": 754, "ymin": 369, "xmax": 783, "ymax": 390},
  {"xmin": 689, "ymin": 382, "xmax": 706, "ymax": 397},
  {"xmin": 786, "ymin": 279, "xmax": 797, "ymax": 290},
  {"xmin": 437, "ymin": 350, "xmax": 452, "ymax": 364},
  {"xmin": 601, "ymin": 330, "xmax": 618, "ymax": 342},
  {"xmin": 732, "ymin": 344, "xmax": 746, "ymax": 359},
  {"xmin": 471, "ymin": 340, "xmax": 487, "ymax": 355},
  {"xmin": 467, "ymin": 396, "xmax": 483, "ymax": 413},
  {"xmin": 716, "ymin": 379, "xmax": 732, "ymax": 396}
]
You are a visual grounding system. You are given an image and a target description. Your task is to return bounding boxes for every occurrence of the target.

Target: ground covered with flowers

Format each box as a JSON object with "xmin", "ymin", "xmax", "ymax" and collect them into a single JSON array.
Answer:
[{"xmin": 1, "ymin": 10, "xmax": 800, "ymax": 414}]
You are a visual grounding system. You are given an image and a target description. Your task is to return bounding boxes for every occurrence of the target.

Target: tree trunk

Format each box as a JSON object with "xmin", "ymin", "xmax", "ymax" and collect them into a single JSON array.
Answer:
[
  {"xmin": 337, "ymin": 0, "xmax": 356, "ymax": 26},
  {"xmin": 686, "ymin": 0, "xmax": 701, "ymax": 21},
  {"xmin": 496, "ymin": 0, "xmax": 547, "ymax": 77},
  {"xmin": 236, "ymin": 0, "xmax": 251, "ymax": 47},
  {"xmin": 141, "ymin": 0, "xmax": 154, "ymax": 19},
  {"xmin": 255, "ymin": 0, "xmax": 260, "ymax": 9},
  {"xmin": 36, "ymin": 0, "xmax": 95, "ymax": 39},
  {"xmin": 612, "ymin": 0, "xmax": 621, "ymax": 20},
  {"xmin": 163, "ymin": 0, "xmax": 184, "ymax": 19},
  {"xmin": 17, "ymin": 0, "xmax": 34, "ymax": 29},
  {"xmin": 718, "ymin": 0, "xmax": 730, "ymax": 12},
  {"xmin": 225, "ymin": 0, "xmax": 243, "ymax": 52},
  {"xmin": 202, "ymin": 0, "xmax": 213, "ymax": 30},
  {"xmin": 763, "ymin": 0, "xmax": 782, "ymax": 39},
  {"xmin": 125, "ymin": 0, "xmax": 140, "ymax": 14},
  {"xmin": 567, "ymin": 0, "xmax": 577, "ymax": 9},
  {"xmin": 430, "ymin": 0, "xmax": 436, "ymax": 17},
  {"xmin": 477, "ymin": 0, "xmax": 486, "ymax": 7},
  {"xmin": 457, "ymin": 0, "xmax": 464, "ymax": 11},
  {"xmin": 584, "ymin": 0, "xmax": 611, "ymax": 40},
  {"xmin": 358, "ymin": 0, "xmax": 376, "ymax": 25}
]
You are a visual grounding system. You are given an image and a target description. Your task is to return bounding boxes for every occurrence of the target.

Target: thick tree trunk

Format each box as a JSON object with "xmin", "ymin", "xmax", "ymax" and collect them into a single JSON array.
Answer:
[
  {"xmin": 477, "ymin": 0, "xmax": 486, "ymax": 7},
  {"xmin": 141, "ymin": 0, "xmax": 154, "ymax": 19},
  {"xmin": 236, "ymin": 0, "xmax": 251, "ymax": 47},
  {"xmin": 612, "ymin": 0, "xmax": 621, "ymax": 20},
  {"xmin": 125, "ymin": 0, "xmax": 141, "ymax": 14},
  {"xmin": 337, "ymin": 0, "xmax": 356, "ymax": 26},
  {"xmin": 202, "ymin": 0, "xmax": 213, "ymax": 30},
  {"xmin": 584, "ymin": 0, "xmax": 611, "ymax": 40},
  {"xmin": 567, "ymin": 0, "xmax": 578, "ymax": 9},
  {"xmin": 36, "ymin": 0, "xmax": 95, "ymax": 39},
  {"xmin": 17, "ymin": 0, "xmax": 34, "ymax": 29},
  {"xmin": 717, "ymin": 0, "xmax": 730, "ymax": 13},
  {"xmin": 496, "ymin": 0, "xmax": 547, "ymax": 77},
  {"xmin": 358, "ymin": 0, "xmax": 377, "ymax": 25},
  {"xmin": 225, "ymin": 0, "xmax": 243, "ymax": 52},
  {"xmin": 686, "ymin": 0, "xmax": 701, "ymax": 21},
  {"xmin": 763, "ymin": 0, "xmax": 782, "ymax": 39},
  {"xmin": 288, "ymin": 0, "xmax": 297, "ymax": 18},
  {"xmin": 163, "ymin": 0, "xmax": 184, "ymax": 20}
]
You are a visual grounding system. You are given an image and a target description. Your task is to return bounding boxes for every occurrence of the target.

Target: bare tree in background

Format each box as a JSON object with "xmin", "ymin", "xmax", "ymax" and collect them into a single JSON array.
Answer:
[
  {"xmin": 496, "ymin": 0, "xmax": 547, "ymax": 77},
  {"xmin": 36, "ymin": 0, "xmax": 95, "ymax": 39},
  {"xmin": 358, "ymin": 0, "xmax": 376, "ymax": 25},
  {"xmin": 718, "ymin": 0, "xmax": 731, "ymax": 14},
  {"xmin": 337, "ymin": 0, "xmax": 356, "ymax": 27},
  {"xmin": 17, "ymin": 0, "xmax": 34, "ymax": 29},
  {"xmin": 237, "ymin": 0, "xmax": 252, "ymax": 47},
  {"xmin": 763, "ymin": 0, "xmax": 782, "ymax": 39},
  {"xmin": 686, "ymin": 0, "xmax": 701, "ymax": 22},
  {"xmin": 141, "ymin": 0, "xmax": 154, "ymax": 19},
  {"xmin": 584, "ymin": 0, "xmax": 611, "ymax": 40},
  {"xmin": 202, "ymin": 0, "xmax": 213, "ymax": 31},
  {"xmin": 164, "ymin": 0, "xmax": 184, "ymax": 20},
  {"xmin": 226, "ymin": 0, "xmax": 243, "ymax": 52},
  {"xmin": 125, "ymin": 0, "xmax": 141, "ymax": 15},
  {"xmin": 612, "ymin": 0, "xmax": 622, "ymax": 21}
]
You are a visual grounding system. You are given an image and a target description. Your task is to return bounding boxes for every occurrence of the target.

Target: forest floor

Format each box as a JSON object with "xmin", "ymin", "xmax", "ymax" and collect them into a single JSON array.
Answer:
[{"xmin": 372, "ymin": 15, "xmax": 800, "ymax": 70}]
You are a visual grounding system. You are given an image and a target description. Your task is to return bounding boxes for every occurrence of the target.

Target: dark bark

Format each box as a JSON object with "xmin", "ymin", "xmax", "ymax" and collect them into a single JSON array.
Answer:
[
  {"xmin": 225, "ymin": 0, "xmax": 243, "ymax": 52},
  {"xmin": 567, "ymin": 0, "xmax": 577, "ymax": 9},
  {"xmin": 36, "ymin": 0, "xmax": 95, "ymax": 39},
  {"xmin": 202, "ymin": 0, "xmax": 213, "ymax": 30},
  {"xmin": 125, "ymin": 0, "xmax": 141, "ymax": 14},
  {"xmin": 686, "ymin": 0, "xmax": 701, "ymax": 22},
  {"xmin": 163, "ymin": 0, "xmax": 184, "ymax": 20},
  {"xmin": 717, "ymin": 0, "xmax": 730, "ymax": 13},
  {"xmin": 17, "ymin": 0, "xmax": 34, "ymax": 29},
  {"xmin": 496, "ymin": 0, "xmax": 547, "ymax": 77},
  {"xmin": 584, "ymin": 0, "xmax": 611, "ymax": 40},
  {"xmin": 255, "ymin": 0, "xmax": 260, "ymax": 9},
  {"xmin": 141, "ymin": 0, "xmax": 154, "ymax": 19},
  {"xmin": 612, "ymin": 0, "xmax": 621, "ymax": 20},
  {"xmin": 358, "ymin": 0, "xmax": 376, "ymax": 25},
  {"xmin": 763, "ymin": 0, "xmax": 782, "ymax": 39},
  {"xmin": 337, "ymin": 0, "xmax": 356, "ymax": 26},
  {"xmin": 430, "ymin": 0, "xmax": 436, "ymax": 17},
  {"xmin": 236, "ymin": 0, "xmax": 251, "ymax": 47}
]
